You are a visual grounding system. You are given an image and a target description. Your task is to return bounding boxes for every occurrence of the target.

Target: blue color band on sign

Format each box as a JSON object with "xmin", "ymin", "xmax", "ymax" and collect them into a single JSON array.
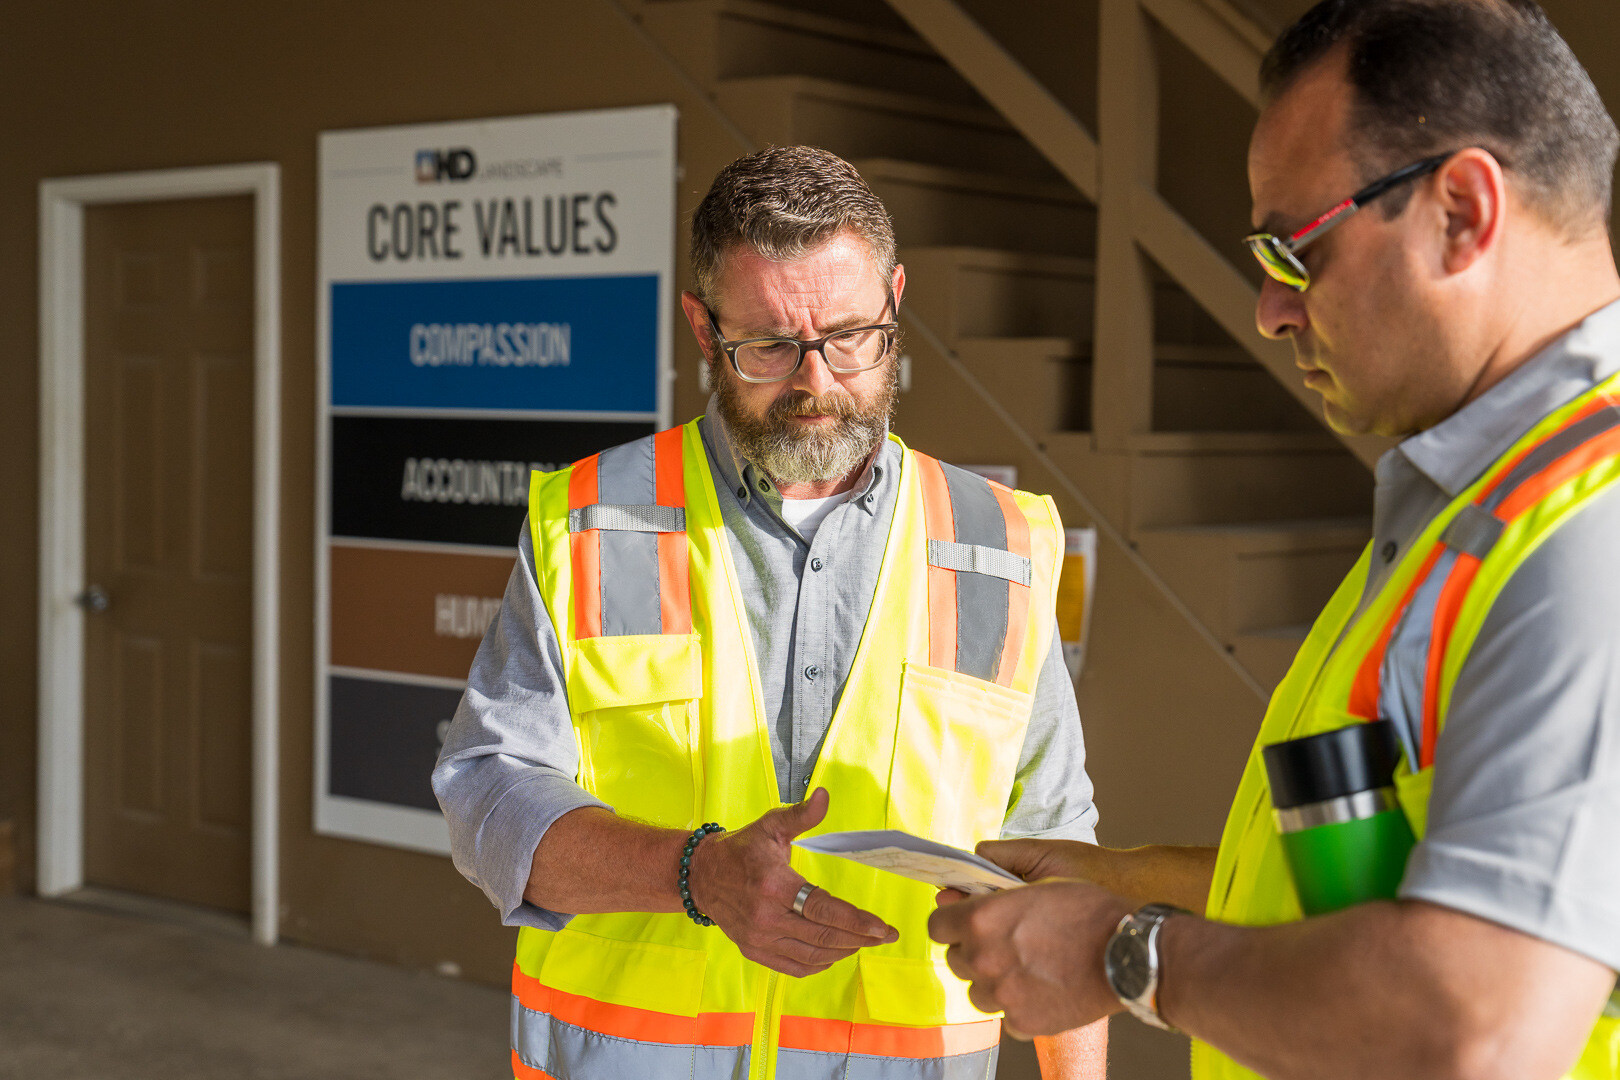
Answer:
[{"xmin": 331, "ymin": 274, "xmax": 659, "ymax": 412}]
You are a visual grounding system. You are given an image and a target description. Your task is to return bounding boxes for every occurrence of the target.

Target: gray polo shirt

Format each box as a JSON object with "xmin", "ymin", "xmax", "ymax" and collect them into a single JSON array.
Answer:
[
  {"xmin": 433, "ymin": 410, "xmax": 1099, "ymax": 930},
  {"xmin": 1370, "ymin": 299, "xmax": 1620, "ymax": 972}
]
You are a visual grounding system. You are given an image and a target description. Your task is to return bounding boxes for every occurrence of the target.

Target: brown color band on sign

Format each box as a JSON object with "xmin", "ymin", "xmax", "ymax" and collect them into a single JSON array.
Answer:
[{"xmin": 329, "ymin": 543, "xmax": 514, "ymax": 681}]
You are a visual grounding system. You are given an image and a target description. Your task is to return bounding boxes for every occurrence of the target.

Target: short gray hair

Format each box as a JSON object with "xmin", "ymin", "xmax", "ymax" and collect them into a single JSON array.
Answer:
[{"xmin": 690, "ymin": 146, "xmax": 897, "ymax": 305}]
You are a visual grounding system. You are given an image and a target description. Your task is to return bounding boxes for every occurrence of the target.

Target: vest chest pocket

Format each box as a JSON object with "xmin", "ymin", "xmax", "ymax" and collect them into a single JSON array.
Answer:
[
  {"xmin": 887, "ymin": 660, "xmax": 1033, "ymax": 848},
  {"xmin": 567, "ymin": 633, "xmax": 702, "ymax": 828}
]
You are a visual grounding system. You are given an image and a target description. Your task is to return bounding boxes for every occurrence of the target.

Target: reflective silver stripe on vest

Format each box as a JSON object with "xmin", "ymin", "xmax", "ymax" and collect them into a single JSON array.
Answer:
[
  {"xmin": 1479, "ymin": 405, "xmax": 1620, "ymax": 513},
  {"xmin": 777, "ymin": 1045, "xmax": 1001, "ymax": 1080},
  {"xmin": 939, "ymin": 461, "xmax": 1013, "ymax": 682},
  {"xmin": 1439, "ymin": 503, "xmax": 1504, "ymax": 560},
  {"xmin": 568, "ymin": 504, "xmax": 686, "ymax": 534},
  {"xmin": 928, "ymin": 539, "xmax": 1033, "ymax": 586},
  {"xmin": 589, "ymin": 436, "xmax": 676, "ymax": 638},
  {"xmin": 512, "ymin": 996, "xmax": 751, "ymax": 1080}
]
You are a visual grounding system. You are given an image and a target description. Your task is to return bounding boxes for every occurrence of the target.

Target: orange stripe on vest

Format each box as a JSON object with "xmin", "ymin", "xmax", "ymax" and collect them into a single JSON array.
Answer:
[
  {"xmin": 512, "ymin": 963, "xmax": 754, "ymax": 1047},
  {"xmin": 914, "ymin": 455, "xmax": 959, "ymax": 672},
  {"xmin": 654, "ymin": 426, "xmax": 692, "ymax": 636},
  {"xmin": 989, "ymin": 480, "xmax": 1032, "ymax": 688},
  {"xmin": 777, "ymin": 1014, "xmax": 1002, "ymax": 1059},
  {"xmin": 1348, "ymin": 546, "xmax": 1445, "ymax": 721},
  {"xmin": 568, "ymin": 455, "xmax": 602, "ymax": 640},
  {"xmin": 510, "ymin": 1049, "xmax": 557, "ymax": 1080}
]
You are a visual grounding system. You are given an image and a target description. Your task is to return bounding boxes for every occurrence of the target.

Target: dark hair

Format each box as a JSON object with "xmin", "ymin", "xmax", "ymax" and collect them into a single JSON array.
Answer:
[
  {"xmin": 1260, "ymin": 0, "xmax": 1618, "ymax": 234},
  {"xmin": 690, "ymin": 146, "xmax": 896, "ymax": 305}
]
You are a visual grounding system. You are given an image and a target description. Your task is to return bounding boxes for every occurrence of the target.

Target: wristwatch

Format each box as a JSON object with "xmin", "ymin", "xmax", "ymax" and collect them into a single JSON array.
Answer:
[{"xmin": 1104, "ymin": 902, "xmax": 1188, "ymax": 1031}]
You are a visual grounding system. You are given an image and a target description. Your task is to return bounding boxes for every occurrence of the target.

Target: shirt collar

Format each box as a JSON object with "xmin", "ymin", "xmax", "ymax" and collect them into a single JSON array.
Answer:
[
  {"xmin": 1394, "ymin": 298, "xmax": 1620, "ymax": 497},
  {"xmin": 698, "ymin": 395, "xmax": 890, "ymax": 517}
]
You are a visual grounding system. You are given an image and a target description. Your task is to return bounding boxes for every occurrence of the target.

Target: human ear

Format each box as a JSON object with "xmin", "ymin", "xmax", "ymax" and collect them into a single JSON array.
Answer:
[
  {"xmin": 679, "ymin": 290, "xmax": 718, "ymax": 358},
  {"xmin": 1435, "ymin": 148, "xmax": 1507, "ymax": 275}
]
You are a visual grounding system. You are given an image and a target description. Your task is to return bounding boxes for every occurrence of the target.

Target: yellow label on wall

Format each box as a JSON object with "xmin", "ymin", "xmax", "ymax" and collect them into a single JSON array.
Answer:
[{"xmin": 1057, "ymin": 528, "xmax": 1097, "ymax": 680}]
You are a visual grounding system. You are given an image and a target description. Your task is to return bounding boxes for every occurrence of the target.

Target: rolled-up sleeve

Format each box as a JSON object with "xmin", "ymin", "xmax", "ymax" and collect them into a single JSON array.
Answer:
[
  {"xmin": 998, "ymin": 621, "xmax": 1100, "ymax": 843},
  {"xmin": 431, "ymin": 525, "xmax": 609, "ymax": 931},
  {"xmin": 1399, "ymin": 487, "xmax": 1620, "ymax": 973}
]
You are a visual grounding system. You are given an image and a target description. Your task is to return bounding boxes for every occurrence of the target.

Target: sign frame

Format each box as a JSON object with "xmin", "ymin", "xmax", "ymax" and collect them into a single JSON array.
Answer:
[{"xmin": 313, "ymin": 105, "xmax": 676, "ymax": 854}]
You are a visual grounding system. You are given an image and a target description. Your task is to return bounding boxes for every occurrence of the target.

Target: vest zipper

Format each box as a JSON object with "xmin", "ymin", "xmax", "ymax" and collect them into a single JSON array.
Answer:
[{"xmin": 750, "ymin": 971, "xmax": 784, "ymax": 1080}]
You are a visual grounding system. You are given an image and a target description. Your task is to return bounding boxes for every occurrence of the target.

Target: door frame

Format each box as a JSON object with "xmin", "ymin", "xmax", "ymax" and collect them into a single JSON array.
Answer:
[{"xmin": 37, "ymin": 164, "xmax": 282, "ymax": 944}]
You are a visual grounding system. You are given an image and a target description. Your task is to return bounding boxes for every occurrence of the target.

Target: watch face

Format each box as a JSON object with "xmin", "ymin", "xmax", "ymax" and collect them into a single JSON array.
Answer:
[{"xmin": 1106, "ymin": 929, "xmax": 1152, "ymax": 1001}]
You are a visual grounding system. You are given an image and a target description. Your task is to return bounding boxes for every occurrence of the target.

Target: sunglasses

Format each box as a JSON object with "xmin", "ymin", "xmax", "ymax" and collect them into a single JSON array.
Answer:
[{"xmin": 1244, "ymin": 153, "xmax": 1454, "ymax": 292}]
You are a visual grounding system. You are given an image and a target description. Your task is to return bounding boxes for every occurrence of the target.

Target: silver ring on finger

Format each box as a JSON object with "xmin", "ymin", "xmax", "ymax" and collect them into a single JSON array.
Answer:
[{"xmin": 791, "ymin": 883, "xmax": 817, "ymax": 916}]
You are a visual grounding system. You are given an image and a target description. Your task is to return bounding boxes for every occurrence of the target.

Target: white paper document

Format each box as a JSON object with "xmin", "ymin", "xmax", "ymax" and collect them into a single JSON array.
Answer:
[{"xmin": 793, "ymin": 830, "xmax": 1025, "ymax": 894}]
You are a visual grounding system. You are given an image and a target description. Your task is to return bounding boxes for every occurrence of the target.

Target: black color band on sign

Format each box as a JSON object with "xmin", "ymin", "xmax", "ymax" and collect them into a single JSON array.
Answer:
[
  {"xmin": 330, "ymin": 414, "xmax": 655, "ymax": 547},
  {"xmin": 328, "ymin": 674, "xmax": 465, "ymax": 811},
  {"xmin": 1262, "ymin": 719, "xmax": 1403, "ymax": 811}
]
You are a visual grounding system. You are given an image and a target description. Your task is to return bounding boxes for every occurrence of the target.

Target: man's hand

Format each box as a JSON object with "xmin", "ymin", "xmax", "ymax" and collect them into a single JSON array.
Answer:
[
  {"xmin": 687, "ymin": 787, "xmax": 898, "ymax": 977},
  {"xmin": 928, "ymin": 879, "xmax": 1132, "ymax": 1038},
  {"xmin": 976, "ymin": 838, "xmax": 1100, "ymax": 883},
  {"xmin": 952, "ymin": 839, "xmax": 1217, "ymax": 913}
]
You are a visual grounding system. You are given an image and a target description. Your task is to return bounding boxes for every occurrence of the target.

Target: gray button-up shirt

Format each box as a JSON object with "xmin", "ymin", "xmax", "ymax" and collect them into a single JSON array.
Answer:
[
  {"xmin": 433, "ymin": 409, "xmax": 1099, "ymax": 930},
  {"xmin": 1368, "ymin": 299, "xmax": 1620, "ymax": 972}
]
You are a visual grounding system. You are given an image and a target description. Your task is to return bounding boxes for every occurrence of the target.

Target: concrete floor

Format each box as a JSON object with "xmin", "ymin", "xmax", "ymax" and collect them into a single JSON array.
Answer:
[{"xmin": 0, "ymin": 891, "xmax": 510, "ymax": 1079}]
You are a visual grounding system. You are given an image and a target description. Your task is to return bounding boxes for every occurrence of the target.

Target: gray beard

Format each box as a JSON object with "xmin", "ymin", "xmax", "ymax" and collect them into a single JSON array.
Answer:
[{"xmin": 712, "ymin": 357, "xmax": 897, "ymax": 485}]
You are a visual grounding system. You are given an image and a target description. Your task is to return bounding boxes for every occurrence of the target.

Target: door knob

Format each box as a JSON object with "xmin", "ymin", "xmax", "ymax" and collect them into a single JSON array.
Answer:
[{"xmin": 75, "ymin": 586, "xmax": 110, "ymax": 614}]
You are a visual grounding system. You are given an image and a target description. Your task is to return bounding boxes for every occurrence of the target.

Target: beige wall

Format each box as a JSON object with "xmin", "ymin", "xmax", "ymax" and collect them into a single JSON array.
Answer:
[{"xmin": 0, "ymin": 0, "xmax": 747, "ymax": 978}]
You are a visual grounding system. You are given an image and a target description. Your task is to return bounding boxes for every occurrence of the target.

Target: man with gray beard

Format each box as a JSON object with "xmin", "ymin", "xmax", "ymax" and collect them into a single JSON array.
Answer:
[{"xmin": 435, "ymin": 146, "xmax": 1103, "ymax": 1080}]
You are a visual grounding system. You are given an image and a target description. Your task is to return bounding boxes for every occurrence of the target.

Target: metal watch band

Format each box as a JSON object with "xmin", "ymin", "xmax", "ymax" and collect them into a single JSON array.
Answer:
[{"xmin": 1106, "ymin": 902, "xmax": 1188, "ymax": 1032}]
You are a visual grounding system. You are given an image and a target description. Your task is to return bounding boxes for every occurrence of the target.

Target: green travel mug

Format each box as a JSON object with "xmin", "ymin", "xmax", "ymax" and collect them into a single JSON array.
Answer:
[{"xmin": 1262, "ymin": 720, "xmax": 1416, "ymax": 916}]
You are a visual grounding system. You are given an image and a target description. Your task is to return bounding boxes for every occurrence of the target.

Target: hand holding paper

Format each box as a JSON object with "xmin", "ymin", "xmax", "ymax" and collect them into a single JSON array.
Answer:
[{"xmin": 792, "ymin": 830, "xmax": 1025, "ymax": 894}]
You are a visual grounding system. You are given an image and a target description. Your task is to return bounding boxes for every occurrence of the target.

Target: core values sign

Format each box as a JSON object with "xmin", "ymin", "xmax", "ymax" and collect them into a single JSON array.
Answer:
[{"xmin": 316, "ymin": 106, "xmax": 675, "ymax": 854}]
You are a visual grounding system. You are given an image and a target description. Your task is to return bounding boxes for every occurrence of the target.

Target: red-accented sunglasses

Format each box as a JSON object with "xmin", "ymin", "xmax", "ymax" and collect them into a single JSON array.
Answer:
[{"xmin": 1245, "ymin": 153, "xmax": 1453, "ymax": 291}]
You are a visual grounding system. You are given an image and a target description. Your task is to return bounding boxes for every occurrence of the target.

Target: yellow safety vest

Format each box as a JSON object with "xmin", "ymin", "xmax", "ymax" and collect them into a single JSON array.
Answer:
[
  {"xmin": 511, "ymin": 420, "xmax": 1064, "ymax": 1080},
  {"xmin": 1195, "ymin": 375, "xmax": 1620, "ymax": 1080}
]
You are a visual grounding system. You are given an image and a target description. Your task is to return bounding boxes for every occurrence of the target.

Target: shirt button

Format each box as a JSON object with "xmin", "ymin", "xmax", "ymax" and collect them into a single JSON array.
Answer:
[
  {"xmin": 736, "ymin": 486, "xmax": 747, "ymax": 500},
  {"xmin": 810, "ymin": 557, "xmax": 824, "ymax": 572},
  {"xmin": 758, "ymin": 479, "xmax": 770, "ymax": 492},
  {"xmin": 805, "ymin": 665, "xmax": 821, "ymax": 681},
  {"xmin": 1381, "ymin": 540, "xmax": 1398, "ymax": 563}
]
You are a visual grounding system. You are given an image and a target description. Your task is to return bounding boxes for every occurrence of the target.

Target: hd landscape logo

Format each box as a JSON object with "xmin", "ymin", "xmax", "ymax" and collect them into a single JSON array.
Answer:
[{"xmin": 415, "ymin": 147, "xmax": 478, "ymax": 183}]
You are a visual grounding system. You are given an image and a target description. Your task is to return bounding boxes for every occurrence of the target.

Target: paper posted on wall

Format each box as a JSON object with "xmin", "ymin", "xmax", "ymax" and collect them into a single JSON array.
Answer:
[
  {"xmin": 792, "ymin": 830, "xmax": 1025, "ymax": 894},
  {"xmin": 1057, "ymin": 527, "xmax": 1098, "ymax": 681}
]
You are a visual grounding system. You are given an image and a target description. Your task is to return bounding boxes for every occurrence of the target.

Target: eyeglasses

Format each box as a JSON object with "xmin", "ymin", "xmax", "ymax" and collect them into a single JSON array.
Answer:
[
  {"xmin": 1244, "ymin": 153, "xmax": 1454, "ymax": 292},
  {"xmin": 704, "ymin": 291, "xmax": 899, "ymax": 384}
]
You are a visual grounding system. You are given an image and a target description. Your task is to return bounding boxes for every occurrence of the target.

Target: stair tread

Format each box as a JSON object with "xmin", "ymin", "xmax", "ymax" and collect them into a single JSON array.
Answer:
[
  {"xmin": 1127, "ymin": 431, "xmax": 1347, "ymax": 455},
  {"xmin": 1137, "ymin": 516, "xmax": 1371, "ymax": 553},
  {"xmin": 1141, "ymin": 515, "xmax": 1370, "ymax": 534},
  {"xmin": 900, "ymin": 245, "xmax": 1096, "ymax": 276},
  {"xmin": 658, "ymin": 0, "xmax": 939, "ymax": 55},
  {"xmin": 718, "ymin": 74, "xmax": 1011, "ymax": 129},
  {"xmin": 1153, "ymin": 343, "xmax": 1255, "ymax": 366},
  {"xmin": 954, "ymin": 337, "xmax": 1276, "ymax": 370},
  {"xmin": 855, "ymin": 157, "xmax": 1086, "ymax": 205},
  {"xmin": 955, "ymin": 335, "xmax": 1085, "ymax": 358}
]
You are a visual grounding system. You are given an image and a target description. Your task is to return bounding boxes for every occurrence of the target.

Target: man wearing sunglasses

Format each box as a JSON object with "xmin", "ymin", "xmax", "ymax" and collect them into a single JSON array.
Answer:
[
  {"xmin": 930, "ymin": 2, "xmax": 1620, "ymax": 1079},
  {"xmin": 434, "ymin": 145, "xmax": 1104, "ymax": 1080}
]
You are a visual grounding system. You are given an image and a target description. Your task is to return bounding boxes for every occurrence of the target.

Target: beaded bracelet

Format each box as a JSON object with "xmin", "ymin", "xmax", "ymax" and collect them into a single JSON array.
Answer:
[{"xmin": 679, "ymin": 822, "xmax": 725, "ymax": 926}]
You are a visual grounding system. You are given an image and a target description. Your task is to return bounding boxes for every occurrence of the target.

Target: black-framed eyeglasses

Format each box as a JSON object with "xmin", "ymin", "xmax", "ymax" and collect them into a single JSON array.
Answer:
[
  {"xmin": 1244, "ymin": 152, "xmax": 1454, "ymax": 292},
  {"xmin": 704, "ymin": 291, "xmax": 899, "ymax": 384}
]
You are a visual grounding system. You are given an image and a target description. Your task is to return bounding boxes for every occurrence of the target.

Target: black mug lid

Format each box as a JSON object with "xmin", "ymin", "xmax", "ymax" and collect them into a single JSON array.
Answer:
[{"xmin": 1262, "ymin": 719, "xmax": 1403, "ymax": 810}]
